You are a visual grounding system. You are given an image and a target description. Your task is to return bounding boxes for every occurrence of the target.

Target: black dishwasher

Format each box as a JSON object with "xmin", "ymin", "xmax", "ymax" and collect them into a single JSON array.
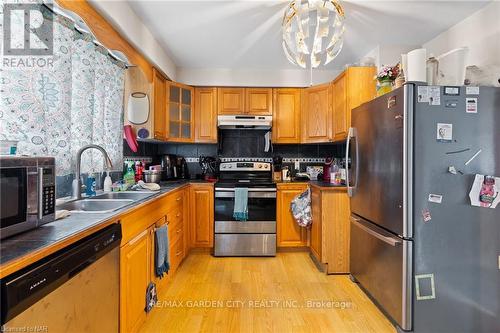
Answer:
[{"xmin": 1, "ymin": 223, "xmax": 122, "ymax": 326}]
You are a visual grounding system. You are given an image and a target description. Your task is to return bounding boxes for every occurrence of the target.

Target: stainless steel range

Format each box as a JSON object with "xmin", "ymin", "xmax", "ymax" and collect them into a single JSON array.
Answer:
[{"xmin": 214, "ymin": 161, "xmax": 276, "ymax": 257}]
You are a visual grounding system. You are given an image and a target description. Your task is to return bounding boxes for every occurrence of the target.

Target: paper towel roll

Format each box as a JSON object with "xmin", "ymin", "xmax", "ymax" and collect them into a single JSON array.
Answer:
[
  {"xmin": 406, "ymin": 48, "xmax": 427, "ymax": 82},
  {"xmin": 401, "ymin": 53, "xmax": 408, "ymax": 77}
]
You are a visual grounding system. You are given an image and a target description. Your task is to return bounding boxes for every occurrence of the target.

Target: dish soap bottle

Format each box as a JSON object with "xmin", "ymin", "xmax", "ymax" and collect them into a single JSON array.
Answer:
[
  {"xmin": 123, "ymin": 161, "xmax": 136, "ymax": 189},
  {"xmin": 86, "ymin": 170, "xmax": 97, "ymax": 197},
  {"xmin": 103, "ymin": 171, "xmax": 112, "ymax": 192}
]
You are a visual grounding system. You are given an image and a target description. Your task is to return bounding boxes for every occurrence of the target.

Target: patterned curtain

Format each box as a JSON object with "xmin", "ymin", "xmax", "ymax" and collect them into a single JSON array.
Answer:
[{"xmin": 0, "ymin": 7, "xmax": 124, "ymax": 176}]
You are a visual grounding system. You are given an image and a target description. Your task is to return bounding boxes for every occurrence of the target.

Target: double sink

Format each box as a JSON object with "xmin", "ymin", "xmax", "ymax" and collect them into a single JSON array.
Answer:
[{"xmin": 57, "ymin": 191, "xmax": 157, "ymax": 213}]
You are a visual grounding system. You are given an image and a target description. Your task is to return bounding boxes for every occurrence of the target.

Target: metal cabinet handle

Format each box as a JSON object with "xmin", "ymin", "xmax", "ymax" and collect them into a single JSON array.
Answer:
[
  {"xmin": 351, "ymin": 216, "xmax": 401, "ymax": 247},
  {"xmin": 176, "ymin": 197, "xmax": 182, "ymax": 201},
  {"xmin": 176, "ymin": 213, "xmax": 181, "ymax": 217},
  {"xmin": 176, "ymin": 251, "xmax": 182, "ymax": 256},
  {"xmin": 176, "ymin": 228, "xmax": 181, "ymax": 234}
]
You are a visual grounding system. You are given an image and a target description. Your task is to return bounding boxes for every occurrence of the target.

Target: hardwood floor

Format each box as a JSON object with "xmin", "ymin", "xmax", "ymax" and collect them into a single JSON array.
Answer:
[{"xmin": 140, "ymin": 251, "xmax": 395, "ymax": 333}]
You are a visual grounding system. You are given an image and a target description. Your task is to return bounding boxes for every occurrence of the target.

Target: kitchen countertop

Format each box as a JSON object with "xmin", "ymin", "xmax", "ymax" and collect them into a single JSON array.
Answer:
[{"xmin": 0, "ymin": 180, "xmax": 204, "ymax": 279}]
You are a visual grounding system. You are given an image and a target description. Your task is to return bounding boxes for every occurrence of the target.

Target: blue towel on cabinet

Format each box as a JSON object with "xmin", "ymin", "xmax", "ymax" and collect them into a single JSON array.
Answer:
[
  {"xmin": 155, "ymin": 224, "xmax": 170, "ymax": 277},
  {"xmin": 233, "ymin": 187, "xmax": 249, "ymax": 221}
]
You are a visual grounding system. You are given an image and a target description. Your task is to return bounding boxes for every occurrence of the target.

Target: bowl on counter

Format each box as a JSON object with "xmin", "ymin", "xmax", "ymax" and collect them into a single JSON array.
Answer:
[{"xmin": 143, "ymin": 170, "xmax": 162, "ymax": 184}]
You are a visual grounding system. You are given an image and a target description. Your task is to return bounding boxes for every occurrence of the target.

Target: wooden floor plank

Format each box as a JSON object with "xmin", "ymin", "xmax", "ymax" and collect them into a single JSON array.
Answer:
[{"xmin": 140, "ymin": 251, "xmax": 396, "ymax": 333}]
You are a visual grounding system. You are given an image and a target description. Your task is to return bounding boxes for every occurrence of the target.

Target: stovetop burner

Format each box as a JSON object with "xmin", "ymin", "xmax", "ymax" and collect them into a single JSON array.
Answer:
[{"xmin": 216, "ymin": 161, "xmax": 273, "ymax": 188}]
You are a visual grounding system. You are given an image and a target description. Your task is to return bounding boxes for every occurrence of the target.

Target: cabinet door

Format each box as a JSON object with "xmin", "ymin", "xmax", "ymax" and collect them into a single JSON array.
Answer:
[
  {"xmin": 332, "ymin": 74, "xmax": 348, "ymax": 141},
  {"xmin": 272, "ymin": 88, "xmax": 301, "ymax": 143},
  {"xmin": 326, "ymin": 191, "xmax": 351, "ymax": 274},
  {"xmin": 189, "ymin": 184, "xmax": 214, "ymax": 247},
  {"xmin": 195, "ymin": 87, "xmax": 217, "ymax": 143},
  {"xmin": 167, "ymin": 82, "xmax": 194, "ymax": 142},
  {"xmin": 245, "ymin": 88, "xmax": 272, "ymax": 115},
  {"xmin": 217, "ymin": 88, "xmax": 245, "ymax": 115},
  {"xmin": 302, "ymin": 83, "xmax": 332, "ymax": 143},
  {"xmin": 152, "ymin": 68, "xmax": 167, "ymax": 140},
  {"xmin": 277, "ymin": 184, "xmax": 308, "ymax": 247},
  {"xmin": 310, "ymin": 188, "xmax": 322, "ymax": 261},
  {"xmin": 120, "ymin": 228, "xmax": 152, "ymax": 333}
]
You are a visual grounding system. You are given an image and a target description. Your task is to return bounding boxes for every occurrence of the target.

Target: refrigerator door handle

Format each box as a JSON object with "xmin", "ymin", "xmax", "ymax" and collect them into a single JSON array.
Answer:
[
  {"xmin": 346, "ymin": 127, "xmax": 358, "ymax": 197},
  {"xmin": 351, "ymin": 216, "xmax": 402, "ymax": 247}
]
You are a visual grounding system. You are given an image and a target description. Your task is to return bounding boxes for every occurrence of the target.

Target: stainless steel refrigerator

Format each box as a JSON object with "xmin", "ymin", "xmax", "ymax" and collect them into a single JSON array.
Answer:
[{"xmin": 347, "ymin": 83, "xmax": 500, "ymax": 332}]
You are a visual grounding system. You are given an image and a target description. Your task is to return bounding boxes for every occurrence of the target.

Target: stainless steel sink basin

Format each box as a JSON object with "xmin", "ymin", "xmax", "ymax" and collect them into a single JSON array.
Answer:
[
  {"xmin": 57, "ymin": 199, "xmax": 134, "ymax": 213},
  {"xmin": 94, "ymin": 191, "xmax": 156, "ymax": 201}
]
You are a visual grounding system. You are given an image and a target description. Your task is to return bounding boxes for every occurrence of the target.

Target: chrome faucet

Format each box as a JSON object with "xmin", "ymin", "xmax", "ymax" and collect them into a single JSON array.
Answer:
[{"xmin": 72, "ymin": 144, "xmax": 113, "ymax": 199}]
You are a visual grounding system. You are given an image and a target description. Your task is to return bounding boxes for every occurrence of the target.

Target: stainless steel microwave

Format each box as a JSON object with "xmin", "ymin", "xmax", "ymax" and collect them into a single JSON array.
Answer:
[{"xmin": 0, "ymin": 156, "xmax": 56, "ymax": 239}]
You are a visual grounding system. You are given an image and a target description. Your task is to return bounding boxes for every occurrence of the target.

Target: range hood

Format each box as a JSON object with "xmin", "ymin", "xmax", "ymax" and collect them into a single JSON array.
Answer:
[{"xmin": 217, "ymin": 115, "xmax": 272, "ymax": 129}]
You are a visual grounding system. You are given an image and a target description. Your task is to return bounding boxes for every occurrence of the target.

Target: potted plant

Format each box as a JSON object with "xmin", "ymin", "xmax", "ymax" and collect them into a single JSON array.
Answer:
[{"xmin": 376, "ymin": 64, "xmax": 400, "ymax": 96}]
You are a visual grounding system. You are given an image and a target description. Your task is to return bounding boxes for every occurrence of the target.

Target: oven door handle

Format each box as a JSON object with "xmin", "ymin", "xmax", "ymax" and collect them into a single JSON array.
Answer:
[{"xmin": 215, "ymin": 191, "xmax": 277, "ymax": 198}]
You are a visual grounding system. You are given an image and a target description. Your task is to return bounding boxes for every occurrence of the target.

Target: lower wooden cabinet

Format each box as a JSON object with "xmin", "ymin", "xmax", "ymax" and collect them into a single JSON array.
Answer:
[
  {"xmin": 119, "ymin": 186, "xmax": 189, "ymax": 333},
  {"xmin": 310, "ymin": 187, "xmax": 323, "ymax": 261},
  {"xmin": 277, "ymin": 183, "xmax": 308, "ymax": 247},
  {"xmin": 189, "ymin": 183, "xmax": 214, "ymax": 248},
  {"xmin": 310, "ymin": 185, "xmax": 351, "ymax": 274},
  {"xmin": 120, "ymin": 227, "xmax": 153, "ymax": 333}
]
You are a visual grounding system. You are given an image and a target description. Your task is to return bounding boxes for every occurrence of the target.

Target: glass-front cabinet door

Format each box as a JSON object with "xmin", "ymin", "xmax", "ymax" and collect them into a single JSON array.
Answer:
[{"xmin": 167, "ymin": 82, "xmax": 193, "ymax": 142}]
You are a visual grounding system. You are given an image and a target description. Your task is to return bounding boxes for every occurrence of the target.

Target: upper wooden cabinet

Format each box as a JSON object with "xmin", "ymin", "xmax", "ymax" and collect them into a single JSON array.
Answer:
[
  {"xmin": 332, "ymin": 67, "xmax": 376, "ymax": 142},
  {"xmin": 152, "ymin": 68, "xmax": 167, "ymax": 140},
  {"xmin": 302, "ymin": 83, "xmax": 332, "ymax": 143},
  {"xmin": 194, "ymin": 87, "xmax": 218, "ymax": 143},
  {"xmin": 217, "ymin": 87, "xmax": 272, "ymax": 115},
  {"xmin": 272, "ymin": 88, "xmax": 301, "ymax": 144},
  {"xmin": 245, "ymin": 88, "xmax": 273, "ymax": 115},
  {"xmin": 218, "ymin": 88, "xmax": 245, "ymax": 115},
  {"xmin": 277, "ymin": 183, "xmax": 308, "ymax": 247},
  {"xmin": 167, "ymin": 82, "xmax": 194, "ymax": 142}
]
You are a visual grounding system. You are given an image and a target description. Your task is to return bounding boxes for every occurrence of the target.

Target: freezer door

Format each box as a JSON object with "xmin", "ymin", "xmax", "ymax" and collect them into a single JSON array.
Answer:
[
  {"xmin": 350, "ymin": 214, "xmax": 412, "ymax": 331},
  {"xmin": 349, "ymin": 87, "xmax": 406, "ymax": 236}
]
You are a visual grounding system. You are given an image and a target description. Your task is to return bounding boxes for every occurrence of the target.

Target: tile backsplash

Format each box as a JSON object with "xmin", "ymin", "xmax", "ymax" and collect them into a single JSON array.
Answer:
[{"xmin": 122, "ymin": 130, "xmax": 346, "ymax": 179}]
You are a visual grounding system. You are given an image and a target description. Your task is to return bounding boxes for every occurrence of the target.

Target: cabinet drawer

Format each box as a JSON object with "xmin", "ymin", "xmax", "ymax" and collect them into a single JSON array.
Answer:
[
  {"xmin": 169, "ymin": 222, "xmax": 183, "ymax": 245},
  {"xmin": 170, "ymin": 236, "xmax": 184, "ymax": 271},
  {"xmin": 164, "ymin": 191, "xmax": 184, "ymax": 212}
]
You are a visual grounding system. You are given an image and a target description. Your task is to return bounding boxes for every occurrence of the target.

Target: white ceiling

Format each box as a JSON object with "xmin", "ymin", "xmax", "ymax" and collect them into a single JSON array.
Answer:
[{"xmin": 128, "ymin": 0, "xmax": 490, "ymax": 73}]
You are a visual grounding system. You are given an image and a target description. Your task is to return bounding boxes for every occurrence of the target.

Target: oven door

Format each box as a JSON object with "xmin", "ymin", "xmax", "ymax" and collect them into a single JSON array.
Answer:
[
  {"xmin": 0, "ymin": 167, "xmax": 31, "ymax": 238},
  {"xmin": 214, "ymin": 188, "xmax": 276, "ymax": 224}
]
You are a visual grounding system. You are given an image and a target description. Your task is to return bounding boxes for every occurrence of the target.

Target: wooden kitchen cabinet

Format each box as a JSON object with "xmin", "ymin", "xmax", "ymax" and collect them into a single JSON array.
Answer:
[
  {"xmin": 119, "ymin": 186, "xmax": 189, "ymax": 332},
  {"xmin": 152, "ymin": 67, "xmax": 167, "ymax": 140},
  {"xmin": 217, "ymin": 88, "xmax": 245, "ymax": 115},
  {"xmin": 272, "ymin": 88, "xmax": 301, "ymax": 143},
  {"xmin": 302, "ymin": 83, "xmax": 332, "ymax": 143},
  {"xmin": 331, "ymin": 67, "xmax": 377, "ymax": 141},
  {"xmin": 277, "ymin": 183, "xmax": 308, "ymax": 247},
  {"xmin": 309, "ymin": 184, "xmax": 351, "ymax": 274},
  {"xmin": 310, "ymin": 187, "xmax": 323, "ymax": 261},
  {"xmin": 194, "ymin": 87, "xmax": 218, "ymax": 143},
  {"xmin": 167, "ymin": 82, "xmax": 194, "ymax": 142},
  {"xmin": 245, "ymin": 88, "xmax": 273, "ymax": 115},
  {"xmin": 189, "ymin": 184, "xmax": 214, "ymax": 248},
  {"xmin": 120, "ymin": 227, "xmax": 153, "ymax": 333}
]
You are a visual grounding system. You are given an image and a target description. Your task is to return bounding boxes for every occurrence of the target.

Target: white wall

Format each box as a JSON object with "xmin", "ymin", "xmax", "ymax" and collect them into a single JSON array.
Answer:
[
  {"xmin": 89, "ymin": 0, "xmax": 177, "ymax": 80},
  {"xmin": 177, "ymin": 68, "xmax": 342, "ymax": 87},
  {"xmin": 422, "ymin": 1, "xmax": 500, "ymax": 67},
  {"xmin": 361, "ymin": 44, "xmax": 420, "ymax": 71}
]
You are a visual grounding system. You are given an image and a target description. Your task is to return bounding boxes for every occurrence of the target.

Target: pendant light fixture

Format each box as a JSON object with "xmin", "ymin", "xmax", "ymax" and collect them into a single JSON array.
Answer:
[{"xmin": 282, "ymin": 0, "xmax": 345, "ymax": 69}]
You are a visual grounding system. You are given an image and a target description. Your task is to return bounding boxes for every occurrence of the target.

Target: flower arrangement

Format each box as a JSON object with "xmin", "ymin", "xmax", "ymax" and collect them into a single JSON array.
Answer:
[{"xmin": 376, "ymin": 64, "xmax": 400, "ymax": 83}]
